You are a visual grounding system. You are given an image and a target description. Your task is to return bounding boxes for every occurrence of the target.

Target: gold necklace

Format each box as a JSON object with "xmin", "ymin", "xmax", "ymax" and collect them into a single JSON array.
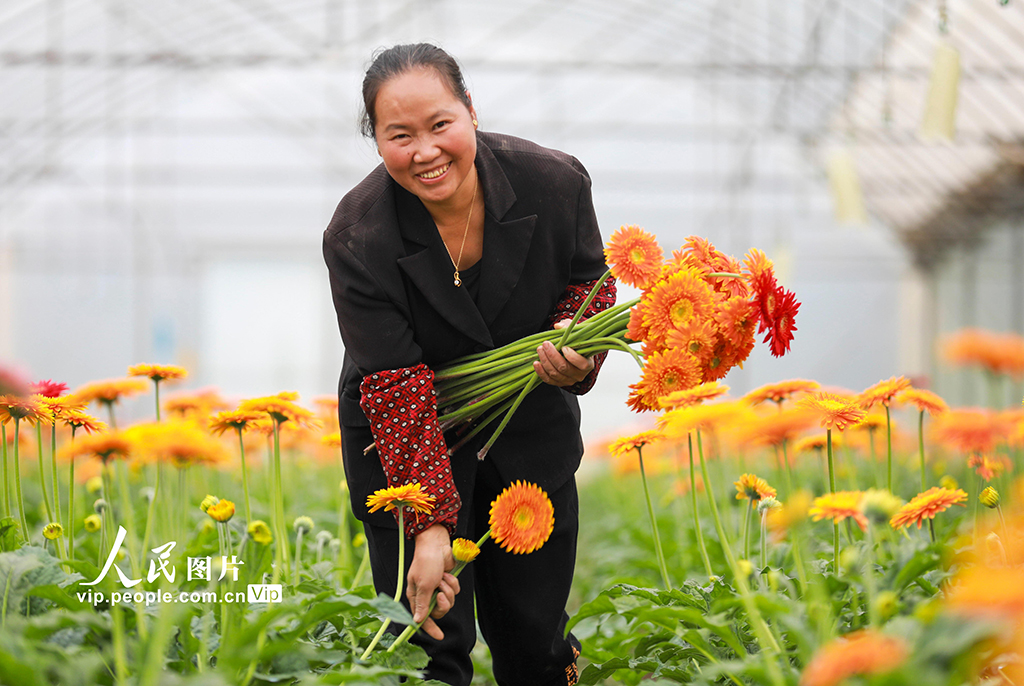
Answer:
[{"xmin": 442, "ymin": 177, "xmax": 477, "ymax": 287}]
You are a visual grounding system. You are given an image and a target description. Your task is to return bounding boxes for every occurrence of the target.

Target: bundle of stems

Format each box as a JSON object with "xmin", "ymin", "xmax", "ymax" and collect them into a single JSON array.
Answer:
[{"xmin": 432, "ymin": 272, "xmax": 641, "ymax": 459}]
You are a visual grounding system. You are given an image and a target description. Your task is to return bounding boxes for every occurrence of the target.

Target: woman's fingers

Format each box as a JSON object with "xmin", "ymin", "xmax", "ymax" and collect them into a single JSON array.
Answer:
[{"xmin": 535, "ymin": 341, "xmax": 595, "ymax": 386}]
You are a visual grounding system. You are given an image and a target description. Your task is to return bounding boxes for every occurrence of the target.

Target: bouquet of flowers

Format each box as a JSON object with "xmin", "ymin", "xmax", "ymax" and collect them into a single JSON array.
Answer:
[{"xmin": 431, "ymin": 226, "xmax": 801, "ymax": 459}]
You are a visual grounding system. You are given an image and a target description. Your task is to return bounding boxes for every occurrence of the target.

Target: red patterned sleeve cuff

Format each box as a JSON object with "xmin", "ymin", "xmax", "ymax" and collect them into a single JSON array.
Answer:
[
  {"xmin": 547, "ymin": 275, "xmax": 617, "ymax": 395},
  {"xmin": 359, "ymin": 364, "xmax": 461, "ymax": 538}
]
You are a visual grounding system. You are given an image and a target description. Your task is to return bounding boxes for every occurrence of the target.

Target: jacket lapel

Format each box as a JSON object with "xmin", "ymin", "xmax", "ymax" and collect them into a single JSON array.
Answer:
[{"xmin": 475, "ymin": 139, "xmax": 537, "ymax": 327}]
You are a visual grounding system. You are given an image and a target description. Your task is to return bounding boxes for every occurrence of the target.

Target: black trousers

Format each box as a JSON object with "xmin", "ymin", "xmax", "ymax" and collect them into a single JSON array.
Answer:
[{"xmin": 363, "ymin": 456, "xmax": 581, "ymax": 686}]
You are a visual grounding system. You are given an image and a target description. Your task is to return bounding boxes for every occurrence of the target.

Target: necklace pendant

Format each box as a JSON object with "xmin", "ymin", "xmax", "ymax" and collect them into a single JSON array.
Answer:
[{"xmin": 453, "ymin": 271, "xmax": 461, "ymax": 287}]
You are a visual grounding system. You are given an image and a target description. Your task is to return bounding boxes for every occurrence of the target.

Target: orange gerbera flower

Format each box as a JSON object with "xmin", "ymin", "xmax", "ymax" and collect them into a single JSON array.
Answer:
[
  {"xmin": 858, "ymin": 376, "xmax": 911, "ymax": 409},
  {"xmin": 943, "ymin": 328, "xmax": 1024, "ymax": 378},
  {"xmin": 208, "ymin": 410, "xmax": 265, "ymax": 436},
  {"xmin": 810, "ymin": 491, "xmax": 868, "ymax": 531},
  {"xmin": 658, "ymin": 400, "xmax": 752, "ymax": 437},
  {"xmin": 451, "ymin": 538, "xmax": 481, "ymax": 563},
  {"xmin": 0, "ymin": 395, "xmax": 53, "ymax": 426},
  {"xmin": 744, "ymin": 379, "xmax": 821, "ymax": 406},
  {"xmin": 967, "ymin": 454, "xmax": 1010, "ymax": 482},
  {"xmin": 626, "ymin": 348, "xmax": 701, "ymax": 413},
  {"xmin": 895, "ymin": 387, "xmax": 948, "ymax": 415},
  {"xmin": 608, "ymin": 430, "xmax": 665, "ymax": 457},
  {"xmin": 604, "ymin": 225, "xmax": 664, "ymax": 290},
  {"xmin": 931, "ymin": 408, "xmax": 1002, "ymax": 454},
  {"xmin": 742, "ymin": 247, "xmax": 775, "ymax": 282},
  {"xmin": 664, "ymin": 319, "xmax": 716, "ymax": 364},
  {"xmin": 947, "ymin": 565, "xmax": 1024, "ymax": 619},
  {"xmin": 72, "ymin": 378, "xmax": 148, "ymax": 406},
  {"xmin": 61, "ymin": 409, "xmax": 106, "ymax": 435},
  {"xmin": 734, "ymin": 473, "xmax": 776, "ymax": 501},
  {"xmin": 639, "ymin": 266, "xmax": 717, "ymax": 346},
  {"xmin": 39, "ymin": 395, "xmax": 86, "ymax": 422},
  {"xmin": 792, "ymin": 433, "xmax": 842, "ymax": 453},
  {"xmin": 59, "ymin": 431, "xmax": 133, "ymax": 465},
  {"xmin": 800, "ymin": 630, "xmax": 908, "ymax": 686},
  {"xmin": 163, "ymin": 388, "xmax": 230, "ymax": 417},
  {"xmin": 889, "ymin": 486, "xmax": 967, "ymax": 530},
  {"xmin": 240, "ymin": 394, "xmax": 321, "ymax": 429},
  {"xmin": 127, "ymin": 363, "xmax": 188, "ymax": 383},
  {"xmin": 125, "ymin": 421, "xmax": 229, "ymax": 468},
  {"xmin": 735, "ymin": 408, "xmax": 817, "ymax": 449},
  {"xmin": 659, "ymin": 381, "xmax": 729, "ymax": 410},
  {"xmin": 488, "ymin": 481, "xmax": 555, "ymax": 554},
  {"xmin": 365, "ymin": 483, "xmax": 435, "ymax": 516},
  {"xmin": 713, "ymin": 297, "xmax": 758, "ymax": 352},
  {"xmin": 798, "ymin": 392, "xmax": 866, "ymax": 431},
  {"xmin": 321, "ymin": 432, "xmax": 342, "ymax": 449}
]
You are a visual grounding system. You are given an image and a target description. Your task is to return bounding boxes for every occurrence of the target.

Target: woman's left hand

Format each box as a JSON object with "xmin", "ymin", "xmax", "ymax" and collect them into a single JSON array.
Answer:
[{"xmin": 534, "ymin": 323, "xmax": 595, "ymax": 387}]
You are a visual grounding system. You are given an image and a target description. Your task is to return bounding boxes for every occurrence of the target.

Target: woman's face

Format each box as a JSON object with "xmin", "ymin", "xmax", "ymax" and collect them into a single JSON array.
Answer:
[{"xmin": 373, "ymin": 67, "xmax": 478, "ymax": 211}]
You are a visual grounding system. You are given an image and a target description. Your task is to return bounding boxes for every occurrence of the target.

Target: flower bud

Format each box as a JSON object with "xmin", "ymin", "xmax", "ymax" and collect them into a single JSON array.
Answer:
[
  {"xmin": 200, "ymin": 494, "xmax": 219, "ymax": 513},
  {"xmin": 874, "ymin": 590, "xmax": 899, "ymax": 620},
  {"xmin": 247, "ymin": 519, "xmax": 272, "ymax": 545},
  {"xmin": 861, "ymin": 489, "xmax": 902, "ymax": 526},
  {"xmin": 979, "ymin": 486, "xmax": 1000, "ymax": 509},
  {"xmin": 452, "ymin": 538, "xmax": 481, "ymax": 563},
  {"xmin": 84, "ymin": 514, "xmax": 102, "ymax": 532},
  {"xmin": 293, "ymin": 516, "xmax": 314, "ymax": 534},
  {"xmin": 85, "ymin": 476, "xmax": 103, "ymax": 495},
  {"xmin": 352, "ymin": 533, "xmax": 366, "ymax": 548},
  {"xmin": 757, "ymin": 496, "xmax": 782, "ymax": 515},
  {"xmin": 737, "ymin": 559, "xmax": 754, "ymax": 578},
  {"xmin": 42, "ymin": 522, "xmax": 63, "ymax": 540},
  {"xmin": 139, "ymin": 487, "xmax": 155, "ymax": 504},
  {"xmin": 207, "ymin": 499, "xmax": 235, "ymax": 522},
  {"xmin": 939, "ymin": 475, "xmax": 958, "ymax": 491},
  {"xmin": 93, "ymin": 498, "xmax": 108, "ymax": 514},
  {"xmin": 316, "ymin": 530, "xmax": 332, "ymax": 544}
]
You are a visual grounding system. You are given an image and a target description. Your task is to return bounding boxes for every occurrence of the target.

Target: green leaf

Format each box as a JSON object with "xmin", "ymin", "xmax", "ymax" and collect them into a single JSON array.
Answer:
[
  {"xmin": 894, "ymin": 548, "xmax": 941, "ymax": 591},
  {"xmin": 24, "ymin": 584, "xmax": 91, "ymax": 612},
  {"xmin": 0, "ymin": 517, "xmax": 22, "ymax": 552}
]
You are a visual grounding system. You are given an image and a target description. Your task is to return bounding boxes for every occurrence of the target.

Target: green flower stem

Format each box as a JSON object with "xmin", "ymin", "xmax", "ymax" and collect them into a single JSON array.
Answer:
[
  {"xmin": 67, "ymin": 434, "xmax": 76, "ymax": 563},
  {"xmin": 35, "ymin": 423, "xmax": 54, "ymax": 522},
  {"xmin": 637, "ymin": 446, "xmax": 672, "ymax": 589},
  {"xmin": 272, "ymin": 421, "xmax": 292, "ymax": 577},
  {"xmin": 154, "ymin": 379, "xmax": 161, "ymax": 422},
  {"xmin": 50, "ymin": 423, "xmax": 61, "ymax": 532},
  {"xmin": 742, "ymin": 499, "xmax": 753, "ymax": 562},
  {"xmin": 1, "ymin": 423, "xmax": 9, "ymax": 518},
  {"xmin": 781, "ymin": 440, "xmax": 795, "ymax": 495},
  {"xmin": 114, "ymin": 460, "xmax": 141, "ymax": 578},
  {"xmin": 361, "ymin": 507, "xmax": 407, "ymax": 659},
  {"xmin": 688, "ymin": 434, "xmax": 714, "ymax": 579},
  {"xmin": 917, "ymin": 410, "xmax": 926, "ymax": 492},
  {"xmin": 885, "ymin": 406, "xmax": 893, "ymax": 492},
  {"xmin": 13, "ymin": 419, "xmax": 29, "ymax": 539},
  {"xmin": 111, "ymin": 603, "xmax": 129, "ymax": 686},
  {"xmin": 293, "ymin": 527, "xmax": 305, "ymax": 591},
  {"xmin": 445, "ymin": 398, "xmax": 517, "ymax": 455},
  {"xmin": 439, "ymin": 364, "xmax": 536, "ymax": 407},
  {"xmin": 140, "ymin": 456, "xmax": 162, "ymax": 579},
  {"xmin": 696, "ymin": 430, "xmax": 783, "ymax": 662},
  {"xmin": 865, "ymin": 525, "xmax": 879, "ymax": 627},
  {"xmin": 178, "ymin": 467, "xmax": 187, "ymax": 543},
  {"xmin": 826, "ymin": 430, "xmax": 839, "ymax": 573},
  {"xmin": 351, "ymin": 537, "xmax": 371, "ymax": 589},
  {"xmin": 760, "ymin": 510, "xmax": 768, "ymax": 572},
  {"xmin": 236, "ymin": 427, "xmax": 253, "ymax": 524},
  {"xmin": 388, "ymin": 530, "xmax": 492, "ymax": 652}
]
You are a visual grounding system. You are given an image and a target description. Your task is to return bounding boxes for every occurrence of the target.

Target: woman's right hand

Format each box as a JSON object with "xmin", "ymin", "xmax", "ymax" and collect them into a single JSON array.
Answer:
[{"xmin": 407, "ymin": 524, "xmax": 460, "ymax": 640}]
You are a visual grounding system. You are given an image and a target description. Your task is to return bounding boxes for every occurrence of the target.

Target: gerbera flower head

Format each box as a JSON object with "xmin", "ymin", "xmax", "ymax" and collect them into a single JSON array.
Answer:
[
  {"xmin": 61, "ymin": 409, "xmax": 106, "ymax": 435},
  {"xmin": 38, "ymin": 395, "xmax": 87, "ymax": 422},
  {"xmin": 742, "ymin": 247, "xmax": 775, "ymax": 283},
  {"xmin": 639, "ymin": 266, "xmax": 717, "ymax": 348},
  {"xmin": 889, "ymin": 486, "xmax": 968, "ymax": 530},
  {"xmin": 0, "ymin": 365, "xmax": 30, "ymax": 398},
  {"xmin": 860, "ymin": 489, "xmax": 903, "ymax": 526},
  {"xmin": 659, "ymin": 381, "xmax": 729, "ymax": 410},
  {"xmin": 321, "ymin": 432, "xmax": 342, "ymax": 449},
  {"xmin": 365, "ymin": 483, "xmax": 435, "ymax": 516},
  {"xmin": 798, "ymin": 392, "xmax": 866, "ymax": 431},
  {"xmin": 72, "ymin": 378, "xmax": 148, "ymax": 407},
  {"xmin": 30, "ymin": 379, "xmax": 69, "ymax": 398},
  {"xmin": 240, "ymin": 394, "xmax": 320, "ymax": 429},
  {"xmin": 608, "ymin": 430, "xmax": 665, "ymax": 458},
  {"xmin": 767, "ymin": 490, "xmax": 812, "ymax": 538},
  {"xmin": 943, "ymin": 328, "xmax": 1024, "ymax": 378},
  {"xmin": 664, "ymin": 319, "xmax": 717, "ymax": 365},
  {"xmin": 735, "ymin": 408, "xmax": 817, "ymax": 449},
  {"xmin": 247, "ymin": 519, "xmax": 273, "ymax": 544},
  {"xmin": 763, "ymin": 286, "xmax": 800, "ymax": 357},
  {"xmin": 658, "ymin": 400, "xmax": 752, "ymax": 437},
  {"xmin": 810, "ymin": 491, "xmax": 868, "ymax": 531},
  {"xmin": 626, "ymin": 348, "xmax": 701, "ymax": 413},
  {"xmin": 744, "ymin": 379, "xmax": 821, "ymax": 406},
  {"xmin": 858, "ymin": 376, "xmax": 912, "ymax": 409},
  {"xmin": 713, "ymin": 297, "xmax": 758, "ymax": 354},
  {"xmin": 125, "ymin": 421, "xmax": 229, "ymax": 468},
  {"xmin": 895, "ymin": 387, "xmax": 948, "ymax": 415},
  {"xmin": 931, "ymin": 408, "xmax": 1000, "ymax": 454},
  {"xmin": 488, "ymin": 481, "xmax": 555, "ymax": 555},
  {"xmin": 208, "ymin": 410, "xmax": 265, "ymax": 436},
  {"xmin": 604, "ymin": 225, "xmax": 664, "ymax": 290},
  {"xmin": 127, "ymin": 363, "xmax": 188, "ymax": 383},
  {"xmin": 734, "ymin": 473, "xmax": 776, "ymax": 501},
  {"xmin": 947, "ymin": 565, "xmax": 1024, "ymax": 619},
  {"xmin": 0, "ymin": 395, "xmax": 53, "ymax": 426},
  {"xmin": 799, "ymin": 630, "xmax": 908, "ymax": 686},
  {"xmin": 451, "ymin": 538, "xmax": 481, "ymax": 564},
  {"xmin": 792, "ymin": 434, "xmax": 836, "ymax": 453},
  {"xmin": 58, "ymin": 431, "xmax": 133, "ymax": 465},
  {"xmin": 967, "ymin": 454, "xmax": 1010, "ymax": 482},
  {"xmin": 207, "ymin": 499, "xmax": 235, "ymax": 522},
  {"xmin": 163, "ymin": 388, "xmax": 230, "ymax": 418}
]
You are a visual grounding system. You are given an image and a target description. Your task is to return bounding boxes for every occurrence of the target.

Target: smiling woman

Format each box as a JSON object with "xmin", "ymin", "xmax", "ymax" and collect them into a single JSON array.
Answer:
[{"xmin": 323, "ymin": 42, "xmax": 617, "ymax": 686}]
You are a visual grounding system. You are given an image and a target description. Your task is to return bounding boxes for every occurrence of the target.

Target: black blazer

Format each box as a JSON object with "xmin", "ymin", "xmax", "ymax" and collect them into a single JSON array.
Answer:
[{"xmin": 323, "ymin": 131, "xmax": 609, "ymax": 529}]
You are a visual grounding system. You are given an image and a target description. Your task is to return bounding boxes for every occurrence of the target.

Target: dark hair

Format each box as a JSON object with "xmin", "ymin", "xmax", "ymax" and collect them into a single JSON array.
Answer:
[{"xmin": 360, "ymin": 43, "xmax": 472, "ymax": 140}]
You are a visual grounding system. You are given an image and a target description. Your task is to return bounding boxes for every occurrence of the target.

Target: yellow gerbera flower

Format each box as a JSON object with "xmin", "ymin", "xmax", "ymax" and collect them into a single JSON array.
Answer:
[
  {"xmin": 365, "ymin": 483, "xmax": 435, "ymax": 515},
  {"xmin": 127, "ymin": 363, "xmax": 188, "ymax": 383}
]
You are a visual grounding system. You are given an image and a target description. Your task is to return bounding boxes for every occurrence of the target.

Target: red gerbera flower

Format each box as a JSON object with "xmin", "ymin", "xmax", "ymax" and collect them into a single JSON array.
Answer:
[
  {"xmin": 30, "ymin": 380, "xmax": 69, "ymax": 398},
  {"xmin": 764, "ymin": 286, "xmax": 800, "ymax": 357}
]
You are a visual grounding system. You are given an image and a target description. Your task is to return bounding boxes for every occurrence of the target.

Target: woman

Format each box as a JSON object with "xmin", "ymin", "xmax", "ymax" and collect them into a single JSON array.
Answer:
[{"xmin": 323, "ymin": 43, "xmax": 615, "ymax": 686}]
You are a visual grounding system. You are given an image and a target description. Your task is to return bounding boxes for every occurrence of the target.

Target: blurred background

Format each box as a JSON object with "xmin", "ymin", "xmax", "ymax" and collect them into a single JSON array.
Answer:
[{"xmin": 1, "ymin": 0, "xmax": 1022, "ymax": 441}]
